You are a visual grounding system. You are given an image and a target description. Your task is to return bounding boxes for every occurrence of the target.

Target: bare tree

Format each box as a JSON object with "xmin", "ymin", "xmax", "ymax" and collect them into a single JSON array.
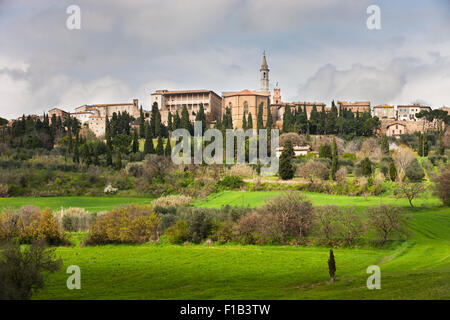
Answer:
[
  {"xmin": 314, "ymin": 206, "xmax": 340, "ymax": 245},
  {"xmin": 394, "ymin": 182, "xmax": 426, "ymax": 208},
  {"xmin": 263, "ymin": 192, "xmax": 314, "ymax": 242},
  {"xmin": 367, "ymin": 205, "xmax": 409, "ymax": 244},
  {"xmin": 338, "ymin": 207, "xmax": 364, "ymax": 245},
  {"xmin": 391, "ymin": 146, "xmax": 415, "ymax": 181}
]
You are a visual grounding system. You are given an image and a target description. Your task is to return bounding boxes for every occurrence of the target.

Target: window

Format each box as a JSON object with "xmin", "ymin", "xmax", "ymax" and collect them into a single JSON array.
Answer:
[{"xmin": 244, "ymin": 102, "xmax": 248, "ymax": 115}]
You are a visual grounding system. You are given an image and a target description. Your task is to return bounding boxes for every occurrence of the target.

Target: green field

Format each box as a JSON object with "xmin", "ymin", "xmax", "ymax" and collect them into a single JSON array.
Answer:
[
  {"xmin": 26, "ymin": 191, "xmax": 449, "ymax": 300},
  {"xmin": 0, "ymin": 196, "xmax": 154, "ymax": 212},
  {"xmin": 194, "ymin": 191, "xmax": 441, "ymax": 209}
]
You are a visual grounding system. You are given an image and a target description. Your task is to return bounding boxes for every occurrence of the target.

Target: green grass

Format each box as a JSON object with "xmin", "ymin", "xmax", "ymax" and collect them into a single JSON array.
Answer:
[
  {"xmin": 30, "ymin": 192, "xmax": 449, "ymax": 300},
  {"xmin": 194, "ymin": 190, "xmax": 442, "ymax": 209},
  {"xmin": 0, "ymin": 196, "xmax": 155, "ymax": 212}
]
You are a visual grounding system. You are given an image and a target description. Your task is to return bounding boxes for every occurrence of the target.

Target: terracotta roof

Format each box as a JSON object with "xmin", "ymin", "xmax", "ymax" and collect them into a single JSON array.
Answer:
[
  {"xmin": 222, "ymin": 89, "xmax": 271, "ymax": 97},
  {"xmin": 386, "ymin": 122, "xmax": 406, "ymax": 128}
]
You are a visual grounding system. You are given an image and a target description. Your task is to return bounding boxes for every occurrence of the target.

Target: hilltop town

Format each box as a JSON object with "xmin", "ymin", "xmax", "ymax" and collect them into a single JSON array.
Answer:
[{"xmin": 4, "ymin": 54, "xmax": 449, "ymax": 139}]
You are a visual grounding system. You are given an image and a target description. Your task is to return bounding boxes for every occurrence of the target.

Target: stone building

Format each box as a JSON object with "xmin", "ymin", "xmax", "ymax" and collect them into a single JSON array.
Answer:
[
  {"xmin": 48, "ymin": 108, "xmax": 70, "ymax": 122},
  {"xmin": 373, "ymin": 105, "xmax": 396, "ymax": 119},
  {"xmin": 397, "ymin": 104, "xmax": 431, "ymax": 121},
  {"xmin": 386, "ymin": 122, "xmax": 406, "ymax": 137},
  {"xmin": 150, "ymin": 89, "xmax": 222, "ymax": 125},
  {"xmin": 337, "ymin": 101, "xmax": 370, "ymax": 114},
  {"xmin": 222, "ymin": 89, "xmax": 271, "ymax": 129},
  {"xmin": 71, "ymin": 99, "xmax": 140, "ymax": 137}
]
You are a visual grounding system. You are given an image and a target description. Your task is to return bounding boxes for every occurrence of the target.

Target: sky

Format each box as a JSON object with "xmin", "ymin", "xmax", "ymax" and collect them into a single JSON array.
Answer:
[{"xmin": 0, "ymin": 0, "xmax": 449, "ymax": 119}]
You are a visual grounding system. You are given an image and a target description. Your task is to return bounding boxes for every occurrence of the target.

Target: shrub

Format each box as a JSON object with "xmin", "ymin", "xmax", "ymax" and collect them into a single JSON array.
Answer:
[
  {"xmin": 297, "ymin": 161, "xmax": 329, "ymax": 182},
  {"xmin": 152, "ymin": 195, "xmax": 193, "ymax": 208},
  {"xmin": 233, "ymin": 212, "xmax": 263, "ymax": 244},
  {"xmin": 227, "ymin": 164, "xmax": 254, "ymax": 178},
  {"xmin": 0, "ymin": 240, "xmax": 62, "ymax": 300},
  {"xmin": 279, "ymin": 133, "xmax": 305, "ymax": 147},
  {"xmin": 405, "ymin": 159, "xmax": 425, "ymax": 182},
  {"xmin": 435, "ymin": 166, "xmax": 450, "ymax": 206},
  {"xmin": 85, "ymin": 205, "xmax": 160, "ymax": 245},
  {"xmin": 335, "ymin": 167, "xmax": 348, "ymax": 185},
  {"xmin": 165, "ymin": 220, "xmax": 189, "ymax": 244},
  {"xmin": 0, "ymin": 206, "xmax": 67, "ymax": 245},
  {"xmin": 0, "ymin": 184, "xmax": 8, "ymax": 197},
  {"xmin": 359, "ymin": 157, "xmax": 373, "ymax": 176},
  {"xmin": 319, "ymin": 144, "xmax": 332, "ymax": 159},
  {"xmin": 56, "ymin": 208, "xmax": 96, "ymax": 232},
  {"xmin": 342, "ymin": 153, "xmax": 357, "ymax": 161},
  {"xmin": 215, "ymin": 175, "xmax": 244, "ymax": 191}
]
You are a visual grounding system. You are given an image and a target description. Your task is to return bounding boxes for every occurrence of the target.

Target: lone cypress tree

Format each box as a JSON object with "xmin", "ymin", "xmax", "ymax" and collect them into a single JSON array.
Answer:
[
  {"xmin": 156, "ymin": 136, "xmax": 164, "ymax": 156},
  {"xmin": 330, "ymin": 138, "xmax": 339, "ymax": 180},
  {"xmin": 164, "ymin": 137, "xmax": 172, "ymax": 157},
  {"xmin": 328, "ymin": 249, "xmax": 336, "ymax": 283},
  {"xmin": 279, "ymin": 139, "xmax": 295, "ymax": 180}
]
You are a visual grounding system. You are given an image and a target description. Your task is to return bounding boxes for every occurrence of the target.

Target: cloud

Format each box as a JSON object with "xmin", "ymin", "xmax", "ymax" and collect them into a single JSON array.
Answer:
[{"xmin": 297, "ymin": 54, "xmax": 450, "ymax": 107}]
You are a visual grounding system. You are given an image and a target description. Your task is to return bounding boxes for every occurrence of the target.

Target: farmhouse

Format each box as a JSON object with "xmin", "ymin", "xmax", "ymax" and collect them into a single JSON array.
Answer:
[{"xmin": 275, "ymin": 145, "xmax": 312, "ymax": 158}]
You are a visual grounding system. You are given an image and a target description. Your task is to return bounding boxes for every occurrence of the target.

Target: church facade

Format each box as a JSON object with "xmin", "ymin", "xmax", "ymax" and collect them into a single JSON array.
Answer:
[{"xmin": 221, "ymin": 54, "xmax": 272, "ymax": 129}]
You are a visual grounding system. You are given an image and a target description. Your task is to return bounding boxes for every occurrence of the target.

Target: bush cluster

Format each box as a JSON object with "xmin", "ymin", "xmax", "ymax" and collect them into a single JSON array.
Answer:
[{"xmin": 0, "ymin": 206, "xmax": 68, "ymax": 245}]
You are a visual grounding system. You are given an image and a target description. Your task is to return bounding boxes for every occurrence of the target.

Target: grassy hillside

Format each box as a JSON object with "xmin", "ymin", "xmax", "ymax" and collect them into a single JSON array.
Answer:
[
  {"xmin": 34, "ymin": 203, "xmax": 449, "ymax": 300},
  {"xmin": 0, "ymin": 196, "xmax": 154, "ymax": 212},
  {"xmin": 194, "ymin": 191, "xmax": 442, "ymax": 209}
]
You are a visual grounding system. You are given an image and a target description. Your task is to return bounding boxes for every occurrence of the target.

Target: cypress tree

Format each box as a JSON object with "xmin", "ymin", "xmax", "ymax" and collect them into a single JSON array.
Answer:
[
  {"xmin": 132, "ymin": 129, "xmax": 139, "ymax": 153},
  {"xmin": 389, "ymin": 162, "xmax": 397, "ymax": 181},
  {"xmin": 328, "ymin": 249, "xmax": 336, "ymax": 283},
  {"xmin": 156, "ymin": 136, "xmax": 164, "ymax": 155},
  {"xmin": 266, "ymin": 104, "xmax": 273, "ymax": 130},
  {"xmin": 438, "ymin": 132, "xmax": 445, "ymax": 155},
  {"xmin": 247, "ymin": 112, "xmax": 253, "ymax": 131},
  {"xmin": 173, "ymin": 112, "xmax": 180, "ymax": 130},
  {"xmin": 167, "ymin": 112, "xmax": 173, "ymax": 132},
  {"xmin": 242, "ymin": 112, "xmax": 247, "ymax": 130},
  {"xmin": 417, "ymin": 133, "xmax": 423, "ymax": 156},
  {"xmin": 330, "ymin": 137, "xmax": 339, "ymax": 180},
  {"xmin": 181, "ymin": 105, "xmax": 192, "ymax": 134},
  {"xmin": 139, "ymin": 106, "xmax": 145, "ymax": 138},
  {"xmin": 164, "ymin": 137, "xmax": 172, "ymax": 157},
  {"xmin": 423, "ymin": 132, "xmax": 429, "ymax": 156},
  {"xmin": 279, "ymin": 139, "xmax": 295, "ymax": 180},
  {"xmin": 381, "ymin": 134, "xmax": 389, "ymax": 155},
  {"xmin": 73, "ymin": 134, "xmax": 80, "ymax": 164},
  {"xmin": 144, "ymin": 123, "xmax": 154, "ymax": 155},
  {"xmin": 257, "ymin": 103, "xmax": 264, "ymax": 131},
  {"xmin": 116, "ymin": 152, "xmax": 122, "ymax": 170}
]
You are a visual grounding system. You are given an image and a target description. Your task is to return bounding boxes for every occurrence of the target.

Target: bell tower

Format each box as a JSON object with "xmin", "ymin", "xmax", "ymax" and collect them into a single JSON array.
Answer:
[{"xmin": 260, "ymin": 51, "xmax": 269, "ymax": 92}]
